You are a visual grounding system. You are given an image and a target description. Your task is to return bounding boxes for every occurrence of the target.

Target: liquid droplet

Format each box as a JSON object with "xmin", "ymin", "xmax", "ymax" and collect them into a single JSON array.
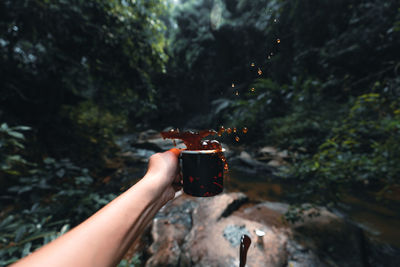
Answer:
[
  {"xmin": 242, "ymin": 127, "xmax": 248, "ymax": 134},
  {"xmin": 218, "ymin": 126, "xmax": 225, "ymax": 136},
  {"xmin": 235, "ymin": 136, "xmax": 240, "ymax": 142}
]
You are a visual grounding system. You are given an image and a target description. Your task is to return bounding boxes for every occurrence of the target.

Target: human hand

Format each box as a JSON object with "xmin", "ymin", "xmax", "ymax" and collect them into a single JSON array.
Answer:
[{"xmin": 143, "ymin": 148, "xmax": 183, "ymax": 203}]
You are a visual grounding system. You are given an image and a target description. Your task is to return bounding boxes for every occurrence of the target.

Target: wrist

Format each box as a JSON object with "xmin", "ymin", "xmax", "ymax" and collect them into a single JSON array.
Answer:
[{"xmin": 135, "ymin": 173, "xmax": 171, "ymax": 205}]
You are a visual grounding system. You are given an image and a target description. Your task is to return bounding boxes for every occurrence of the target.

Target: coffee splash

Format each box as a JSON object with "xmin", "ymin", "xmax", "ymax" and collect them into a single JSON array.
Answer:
[
  {"xmin": 161, "ymin": 128, "xmax": 228, "ymax": 170},
  {"xmin": 239, "ymin": 234, "xmax": 251, "ymax": 267}
]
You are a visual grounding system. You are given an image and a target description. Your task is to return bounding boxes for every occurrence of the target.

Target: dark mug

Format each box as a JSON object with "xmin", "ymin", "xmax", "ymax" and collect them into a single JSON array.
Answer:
[{"xmin": 180, "ymin": 149, "xmax": 225, "ymax": 197}]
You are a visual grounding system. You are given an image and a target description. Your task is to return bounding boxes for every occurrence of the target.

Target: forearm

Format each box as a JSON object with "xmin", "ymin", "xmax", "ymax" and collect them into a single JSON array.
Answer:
[{"xmin": 12, "ymin": 174, "xmax": 168, "ymax": 267}]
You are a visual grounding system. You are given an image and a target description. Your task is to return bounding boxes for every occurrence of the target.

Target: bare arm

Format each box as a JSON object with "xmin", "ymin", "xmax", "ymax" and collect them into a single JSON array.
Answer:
[{"xmin": 12, "ymin": 149, "xmax": 182, "ymax": 267}]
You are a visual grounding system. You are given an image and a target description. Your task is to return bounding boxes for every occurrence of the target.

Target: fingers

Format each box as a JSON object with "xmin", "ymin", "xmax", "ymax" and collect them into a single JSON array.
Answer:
[
  {"xmin": 168, "ymin": 148, "xmax": 182, "ymax": 158},
  {"xmin": 172, "ymin": 172, "xmax": 183, "ymax": 192}
]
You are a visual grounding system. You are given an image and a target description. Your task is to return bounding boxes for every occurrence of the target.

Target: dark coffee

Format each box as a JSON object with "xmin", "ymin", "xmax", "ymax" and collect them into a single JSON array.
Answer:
[
  {"xmin": 239, "ymin": 234, "xmax": 251, "ymax": 267},
  {"xmin": 181, "ymin": 150, "xmax": 224, "ymax": 197}
]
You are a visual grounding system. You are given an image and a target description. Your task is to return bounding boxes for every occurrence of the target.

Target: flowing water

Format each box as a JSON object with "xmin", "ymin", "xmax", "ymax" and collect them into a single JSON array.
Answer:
[{"xmin": 226, "ymin": 167, "xmax": 400, "ymax": 248}]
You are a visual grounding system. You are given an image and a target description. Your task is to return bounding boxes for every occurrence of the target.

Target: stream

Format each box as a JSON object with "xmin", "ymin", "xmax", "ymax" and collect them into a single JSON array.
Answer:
[
  {"xmin": 227, "ymin": 167, "xmax": 400, "ymax": 249},
  {"xmin": 117, "ymin": 133, "xmax": 400, "ymax": 253}
]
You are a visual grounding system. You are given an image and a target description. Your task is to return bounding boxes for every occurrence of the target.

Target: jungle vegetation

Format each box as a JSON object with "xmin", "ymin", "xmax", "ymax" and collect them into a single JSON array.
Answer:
[{"xmin": 1, "ymin": 0, "xmax": 399, "ymax": 264}]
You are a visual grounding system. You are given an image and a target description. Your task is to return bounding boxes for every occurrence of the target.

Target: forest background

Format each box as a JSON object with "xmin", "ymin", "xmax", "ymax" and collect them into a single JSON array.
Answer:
[{"xmin": 1, "ymin": 0, "xmax": 399, "ymax": 265}]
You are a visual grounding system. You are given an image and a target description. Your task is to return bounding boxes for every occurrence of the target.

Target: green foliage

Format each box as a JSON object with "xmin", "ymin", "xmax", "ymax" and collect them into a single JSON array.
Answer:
[
  {"xmin": 157, "ymin": 0, "xmax": 281, "ymax": 121},
  {"xmin": 216, "ymin": 78, "xmax": 290, "ymax": 143},
  {"xmin": 286, "ymin": 88, "xmax": 400, "ymax": 204},
  {"xmin": 60, "ymin": 101, "xmax": 126, "ymax": 165},
  {"xmin": 0, "ymin": 123, "xmax": 31, "ymax": 176},
  {"xmin": 284, "ymin": 204, "xmax": 320, "ymax": 224},
  {"xmin": 0, "ymin": 0, "xmax": 168, "ymax": 158},
  {"xmin": 0, "ymin": 157, "xmax": 117, "ymax": 264},
  {"xmin": 117, "ymin": 253, "xmax": 142, "ymax": 267},
  {"xmin": 0, "ymin": 0, "xmax": 169, "ymax": 263}
]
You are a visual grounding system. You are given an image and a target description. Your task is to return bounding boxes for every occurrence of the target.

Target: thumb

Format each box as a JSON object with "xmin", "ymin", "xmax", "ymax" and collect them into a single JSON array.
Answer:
[{"xmin": 168, "ymin": 148, "xmax": 182, "ymax": 158}]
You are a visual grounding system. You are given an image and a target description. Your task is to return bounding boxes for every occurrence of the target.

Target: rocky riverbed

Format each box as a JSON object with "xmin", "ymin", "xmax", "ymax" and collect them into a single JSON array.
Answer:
[
  {"xmin": 144, "ymin": 192, "xmax": 399, "ymax": 267},
  {"xmin": 116, "ymin": 130, "xmax": 400, "ymax": 266}
]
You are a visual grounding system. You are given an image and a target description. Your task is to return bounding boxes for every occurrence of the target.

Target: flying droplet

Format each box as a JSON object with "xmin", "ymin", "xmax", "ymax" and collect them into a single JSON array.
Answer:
[
  {"xmin": 277, "ymin": 39, "xmax": 281, "ymax": 44},
  {"xmin": 257, "ymin": 68, "xmax": 262, "ymax": 75},
  {"xmin": 251, "ymin": 62, "xmax": 255, "ymax": 67},
  {"xmin": 242, "ymin": 127, "xmax": 248, "ymax": 134},
  {"xmin": 235, "ymin": 136, "xmax": 240, "ymax": 142}
]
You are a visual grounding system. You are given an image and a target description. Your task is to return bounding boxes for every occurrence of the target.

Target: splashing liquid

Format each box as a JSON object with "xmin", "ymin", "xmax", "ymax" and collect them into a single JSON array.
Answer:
[
  {"xmin": 239, "ymin": 235, "xmax": 251, "ymax": 267},
  {"xmin": 161, "ymin": 129, "xmax": 216, "ymax": 150},
  {"xmin": 161, "ymin": 127, "xmax": 249, "ymax": 171},
  {"xmin": 161, "ymin": 129, "xmax": 228, "ymax": 170}
]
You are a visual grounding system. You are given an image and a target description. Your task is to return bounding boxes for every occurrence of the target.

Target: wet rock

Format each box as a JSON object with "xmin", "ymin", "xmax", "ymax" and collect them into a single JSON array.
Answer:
[
  {"xmin": 138, "ymin": 129, "xmax": 160, "ymax": 142},
  {"xmin": 230, "ymin": 151, "xmax": 275, "ymax": 173},
  {"xmin": 147, "ymin": 193, "xmax": 290, "ymax": 267},
  {"xmin": 134, "ymin": 137, "xmax": 184, "ymax": 152},
  {"xmin": 258, "ymin": 146, "xmax": 278, "ymax": 155},
  {"xmin": 181, "ymin": 213, "xmax": 288, "ymax": 267},
  {"xmin": 292, "ymin": 208, "xmax": 365, "ymax": 267},
  {"xmin": 129, "ymin": 129, "xmax": 184, "ymax": 152},
  {"xmin": 146, "ymin": 196, "xmax": 198, "ymax": 267},
  {"xmin": 257, "ymin": 146, "xmax": 289, "ymax": 159},
  {"xmin": 286, "ymin": 240, "xmax": 324, "ymax": 267},
  {"xmin": 365, "ymin": 239, "xmax": 400, "ymax": 267},
  {"xmin": 241, "ymin": 202, "xmax": 367, "ymax": 267},
  {"xmin": 235, "ymin": 202, "xmax": 288, "ymax": 228},
  {"xmin": 145, "ymin": 194, "xmax": 370, "ymax": 267},
  {"xmin": 222, "ymin": 224, "xmax": 251, "ymax": 247},
  {"xmin": 120, "ymin": 149, "xmax": 156, "ymax": 163},
  {"xmin": 192, "ymin": 192, "xmax": 248, "ymax": 221},
  {"xmin": 256, "ymin": 146, "xmax": 289, "ymax": 167},
  {"xmin": 266, "ymin": 159, "xmax": 284, "ymax": 167}
]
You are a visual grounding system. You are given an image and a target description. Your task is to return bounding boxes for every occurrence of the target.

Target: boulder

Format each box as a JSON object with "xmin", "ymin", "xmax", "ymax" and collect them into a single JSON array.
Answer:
[
  {"xmin": 237, "ymin": 202, "xmax": 368, "ymax": 267},
  {"xmin": 291, "ymin": 208, "xmax": 366, "ymax": 267},
  {"xmin": 146, "ymin": 196, "xmax": 198, "ymax": 267},
  {"xmin": 230, "ymin": 151, "xmax": 275, "ymax": 174},
  {"xmin": 146, "ymin": 193, "xmax": 324, "ymax": 267}
]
